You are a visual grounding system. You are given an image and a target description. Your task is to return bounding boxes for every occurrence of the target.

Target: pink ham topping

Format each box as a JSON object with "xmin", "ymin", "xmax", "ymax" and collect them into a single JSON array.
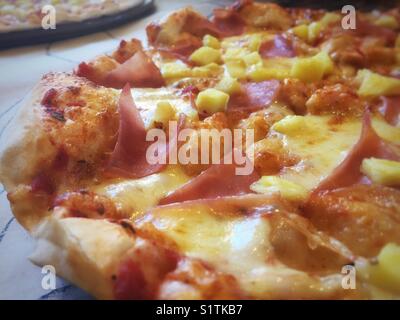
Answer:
[
  {"xmin": 378, "ymin": 96, "xmax": 400, "ymax": 126},
  {"xmin": 107, "ymin": 85, "xmax": 183, "ymax": 178},
  {"xmin": 259, "ymin": 34, "xmax": 295, "ymax": 58},
  {"xmin": 104, "ymin": 50, "xmax": 165, "ymax": 89},
  {"xmin": 159, "ymin": 154, "xmax": 259, "ymax": 205},
  {"xmin": 229, "ymin": 80, "xmax": 281, "ymax": 111},
  {"xmin": 314, "ymin": 111, "xmax": 400, "ymax": 193}
]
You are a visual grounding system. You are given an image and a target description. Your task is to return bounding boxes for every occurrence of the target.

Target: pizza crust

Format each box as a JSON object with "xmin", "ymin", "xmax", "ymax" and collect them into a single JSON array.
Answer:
[
  {"xmin": 0, "ymin": 79, "xmax": 56, "ymax": 192},
  {"xmin": 0, "ymin": 77, "xmax": 58, "ymax": 230},
  {"xmin": 0, "ymin": 72, "xmax": 120, "ymax": 230},
  {"xmin": 30, "ymin": 211, "xmax": 136, "ymax": 299}
]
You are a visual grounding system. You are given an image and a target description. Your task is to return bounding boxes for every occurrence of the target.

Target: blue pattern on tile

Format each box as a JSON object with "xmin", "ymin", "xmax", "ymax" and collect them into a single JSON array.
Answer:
[
  {"xmin": 39, "ymin": 284, "xmax": 93, "ymax": 300},
  {"xmin": 39, "ymin": 285, "xmax": 73, "ymax": 300},
  {"xmin": 0, "ymin": 217, "xmax": 15, "ymax": 244},
  {"xmin": 0, "ymin": 98, "xmax": 23, "ymax": 121},
  {"xmin": 0, "ymin": 114, "xmax": 17, "ymax": 140},
  {"xmin": 46, "ymin": 43, "xmax": 79, "ymax": 64}
]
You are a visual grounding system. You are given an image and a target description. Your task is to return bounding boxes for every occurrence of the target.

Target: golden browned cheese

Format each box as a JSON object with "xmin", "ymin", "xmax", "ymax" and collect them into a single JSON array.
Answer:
[
  {"xmin": 304, "ymin": 185, "xmax": 400, "ymax": 258},
  {"xmin": 158, "ymin": 258, "xmax": 244, "ymax": 299}
]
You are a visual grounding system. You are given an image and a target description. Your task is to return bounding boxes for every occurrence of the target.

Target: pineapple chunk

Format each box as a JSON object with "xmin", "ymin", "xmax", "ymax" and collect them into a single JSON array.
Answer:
[
  {"xmin": 248, "ymin": 34, "xmax": 263, "ymax": 52},
  {"xmin": 357, "ymin": 69, "xmax": 400, "ymax": 97},
  {"xmin": 365, "ymin": 243, "xmax": 400, "ymax": 293},
  {"xmin": 215, "ymin": 76, "xmax": 241, "ymax": 95},
  {"xmin": 151, "ymin": 101, "xmax": 177, "ymax": 128},
  {"xmin": 243, "ymin": 52, "xmax": 263, "ymax": 67},
  {"xmin": 291, "ymin": 24, "xmax": 308, "ymax": 41},
  {"xmin": 250, "ymin": 176, "xmax": 308, "ymax": 201},
  {"xmin": 225, "ymin": 60, "xmax": 247, "ymax": 79},
  {"xmin": 190, "ymin": 46, "xmax": 221, "ymax": 66},
  {"xmin": 161, "ymin": 62, "xmax": 191, "ymax": 79},
  {"xmin": 308, "ymin": 22, "xmax": 322, "ymax": 43},
  {"xmin": 372, "ymin": 118, "xmax": 400, "ymax": 143},
  {"xmin": 223, "ymin": 47, "xmax": 251, "ymax": 62},
  {"xmin": 203, "ymin": 34, "xmax": 221, "ymax": 49},
  {"xmin": 320, "ymin": 12, "xmax": 341, "ymax": 28},
  {"xmin": 272, "ymin": 115, "xmax": 306, "ymax": 135},
  {"xmin": 290, "ymin": 51, "xmax": 333, "ymax": 82},
  {"xmin": 374, "ymin": 15, "xmax": 399, "ymax": 29},
  {"xmin": 307, "ymin": 13, "xmax": 340, "ymax": 43},
  {"xmin": 361, "ymin": 158, "xmax": 400, "ymax": 187},
  {"xmin": 192, "ymin": 63, "xmax": 223, "ymax": 78},
  {"xmin": 247, "ymin": 64, "xmax": 290, "ymax": 81},
  {"xmin": 195, "ymin": 88, "xmax": 229, "ymax": 115}
]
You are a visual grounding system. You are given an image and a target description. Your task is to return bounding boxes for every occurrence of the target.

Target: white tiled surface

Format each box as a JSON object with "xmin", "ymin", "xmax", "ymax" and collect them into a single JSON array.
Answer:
[{"xmin": 0, "ymin": 0, "xmax": 231, "ymax": 300}]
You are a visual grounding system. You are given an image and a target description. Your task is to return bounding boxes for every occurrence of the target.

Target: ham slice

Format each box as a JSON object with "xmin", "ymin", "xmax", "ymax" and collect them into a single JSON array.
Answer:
[
  {"xmin": 105, "ymin": 50, "xmax": 165, "ymax": 89},
  {"xmin": 259, "ymin": 34, "xmax": 295, "ymax": 58},
  {"xmin": 146, "ymin": 7, "xmax": 246, "ymax": 60},
  {"xmin": 212, "ymin": 8, "xmax": 246, "ymax": 37},
  {"xmin": 314, "ymin": 111, "xmax": 400, "ymax": 193},
  {"xmin": 159, "ymin": 153, "xmax": 260, "ymax": 205},
  {"xmin": 107, "ymin": 85, "xmax": 183, "ymax": 179},
  {"xmin": 229, "ymin": 80, "xmax": 281, "ymax": 111},
  {"xmin": 378, "ymin": 96, "xmax": 400, "ymax": 126}
]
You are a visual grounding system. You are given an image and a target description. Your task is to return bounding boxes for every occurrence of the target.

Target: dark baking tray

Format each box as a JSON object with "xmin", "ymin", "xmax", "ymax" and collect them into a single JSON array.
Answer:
[
  {"xmin": 0, "ymin": 0, "xmax": 155, "ymax": 50},
  {"xmin": 270, "ymin": 0, "xmax": 399, "ymax": 10}
]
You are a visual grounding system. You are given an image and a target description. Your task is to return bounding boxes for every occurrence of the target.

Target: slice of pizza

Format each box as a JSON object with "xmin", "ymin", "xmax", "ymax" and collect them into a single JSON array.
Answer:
[
  {"xmin": 0, "ymin": 0, "xmax": 143, "ymax": 32},
  {"xmin": 1, "ymin": 0, "xmax": 400, "ymax": 299}
]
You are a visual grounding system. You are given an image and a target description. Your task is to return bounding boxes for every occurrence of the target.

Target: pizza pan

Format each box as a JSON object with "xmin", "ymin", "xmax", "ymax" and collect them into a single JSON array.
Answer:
[
  {"xmin": 271, "ymin": 0, "xmax": 399, "ymax": 10},
  {"xmin": 0, "ymin": 0, "xmax": 155, "ymax": 51}
]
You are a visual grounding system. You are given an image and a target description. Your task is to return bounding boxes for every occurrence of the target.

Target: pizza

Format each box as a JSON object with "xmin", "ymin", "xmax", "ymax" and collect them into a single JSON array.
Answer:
[
  {"xmin": 0, "ymin": 0, "xmax": 142, "ymax": 32},
  {"xmin": 1, "ymin": 0, "xmax": 400, "ymax": 300}
]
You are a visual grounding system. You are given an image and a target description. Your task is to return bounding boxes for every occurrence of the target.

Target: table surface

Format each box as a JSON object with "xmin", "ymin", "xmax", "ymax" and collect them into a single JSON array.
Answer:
[{"xmin": 0, "ymin": 0, "xmax": 231, "ymax": 300}]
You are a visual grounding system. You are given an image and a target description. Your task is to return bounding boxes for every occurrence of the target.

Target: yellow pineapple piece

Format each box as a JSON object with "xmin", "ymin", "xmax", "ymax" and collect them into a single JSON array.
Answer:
[
  {"xmin": 290, "ymin": 51, "xmax": 333, "ymax": 82},
  {"xmin": 250, "ymin": 176, "xmax": 308, "ymax": 201},
  {"xmin": 307, "ymin": 21, "xmax": 322, "ymax": 43},
  {"xmin": 374, "ymin": 15, "xmax": 399, "ymax": 29},
  {"xmin": 320, "ymin": 12, "xmax": 341, "ymax": 28},
  {"xmin": 272, "ymin": 115, "xmax": 306, "ymax": 135},
  {"xmin": 357, "ymin": 69, "xmax": 400, "ymax": 97},
  {"xmin": 151, "ymin": 101, "xmax": 177, "ymax": 128},
  {"xmin": 161, "ymin": 62, "xmax": 191, "ymax": 79},
  {"xmin": 225, "ymin": 60, "xmax": 247, "ymax": 79},
  {"xmin": 365, "ymin": 243, "xmax": 400, "ymax": 293},
  {"xmin": 372, "ymin": 118, "xmax": 400, "ymax": 144},
  {"xmin": 192, "ymin": 63, "xmax": 223, "ymax": 78},
  {"xmin": 243, "ymin": 52, "xmax": 263, "ymax": 67},
  {"xmin": 291, "ymin": 24, "xmax": 308, "ymax": 41},
  {"xmin": 307, "ymin": 13, "xmax": 340, "ymax": 44},
  {"xmin": 248, "ymin": 33, "xmax": 263, "ymax": 52},
  {"xmin": 190, "ymin": 46, "xmax": 221, "ymax": 66},
  {"xmin": 215, "ymin": 76, "xmax": 241, "ymax": 95},
  {"xmin": 203, "ymin": 34, "xmax": 221, "ymax": 49},
  {"xmin": 247, "ymin": 64, "xmax": 290, "ymax": 81},
  {"xmin": 195, "ymin": 88, "xmax": 229, "ymax": 115},
  {"xmin": 222, "ymin": 47, "xmax": 251, "ymax": 62},
  {"xmin": 361, "ymin": 158, "xmax": 400, "ymax": 187}
]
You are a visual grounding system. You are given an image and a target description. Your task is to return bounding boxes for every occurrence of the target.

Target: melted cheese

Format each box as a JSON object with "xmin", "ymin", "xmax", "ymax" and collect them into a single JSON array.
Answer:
[
  {"xmin": 271, "ymin": 115, "xmax": 360, "ymax": 190},
  {"xmin": 220, "ymin": 32, "xmax": 274, "ymax": 51},
  {"xmin": 268, "ymin": 115, "xmax": 399, "ymax": 191},
  {"xmin": 142, "ymin": 204, "xmax": 328, "ymax": 298},
  {"xmin": 92, "ymin": 165, "xmax": 189, "ymax": 218},
  {"xmin": 131, "ymin": 88, "xmax": 198, "ymax": 129}
]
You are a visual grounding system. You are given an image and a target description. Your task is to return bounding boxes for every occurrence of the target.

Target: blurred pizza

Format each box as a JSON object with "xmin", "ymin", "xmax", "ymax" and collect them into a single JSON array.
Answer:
[{"xmin": 0, "ymin": 0, "xmax": 143, "ymax": 32}]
